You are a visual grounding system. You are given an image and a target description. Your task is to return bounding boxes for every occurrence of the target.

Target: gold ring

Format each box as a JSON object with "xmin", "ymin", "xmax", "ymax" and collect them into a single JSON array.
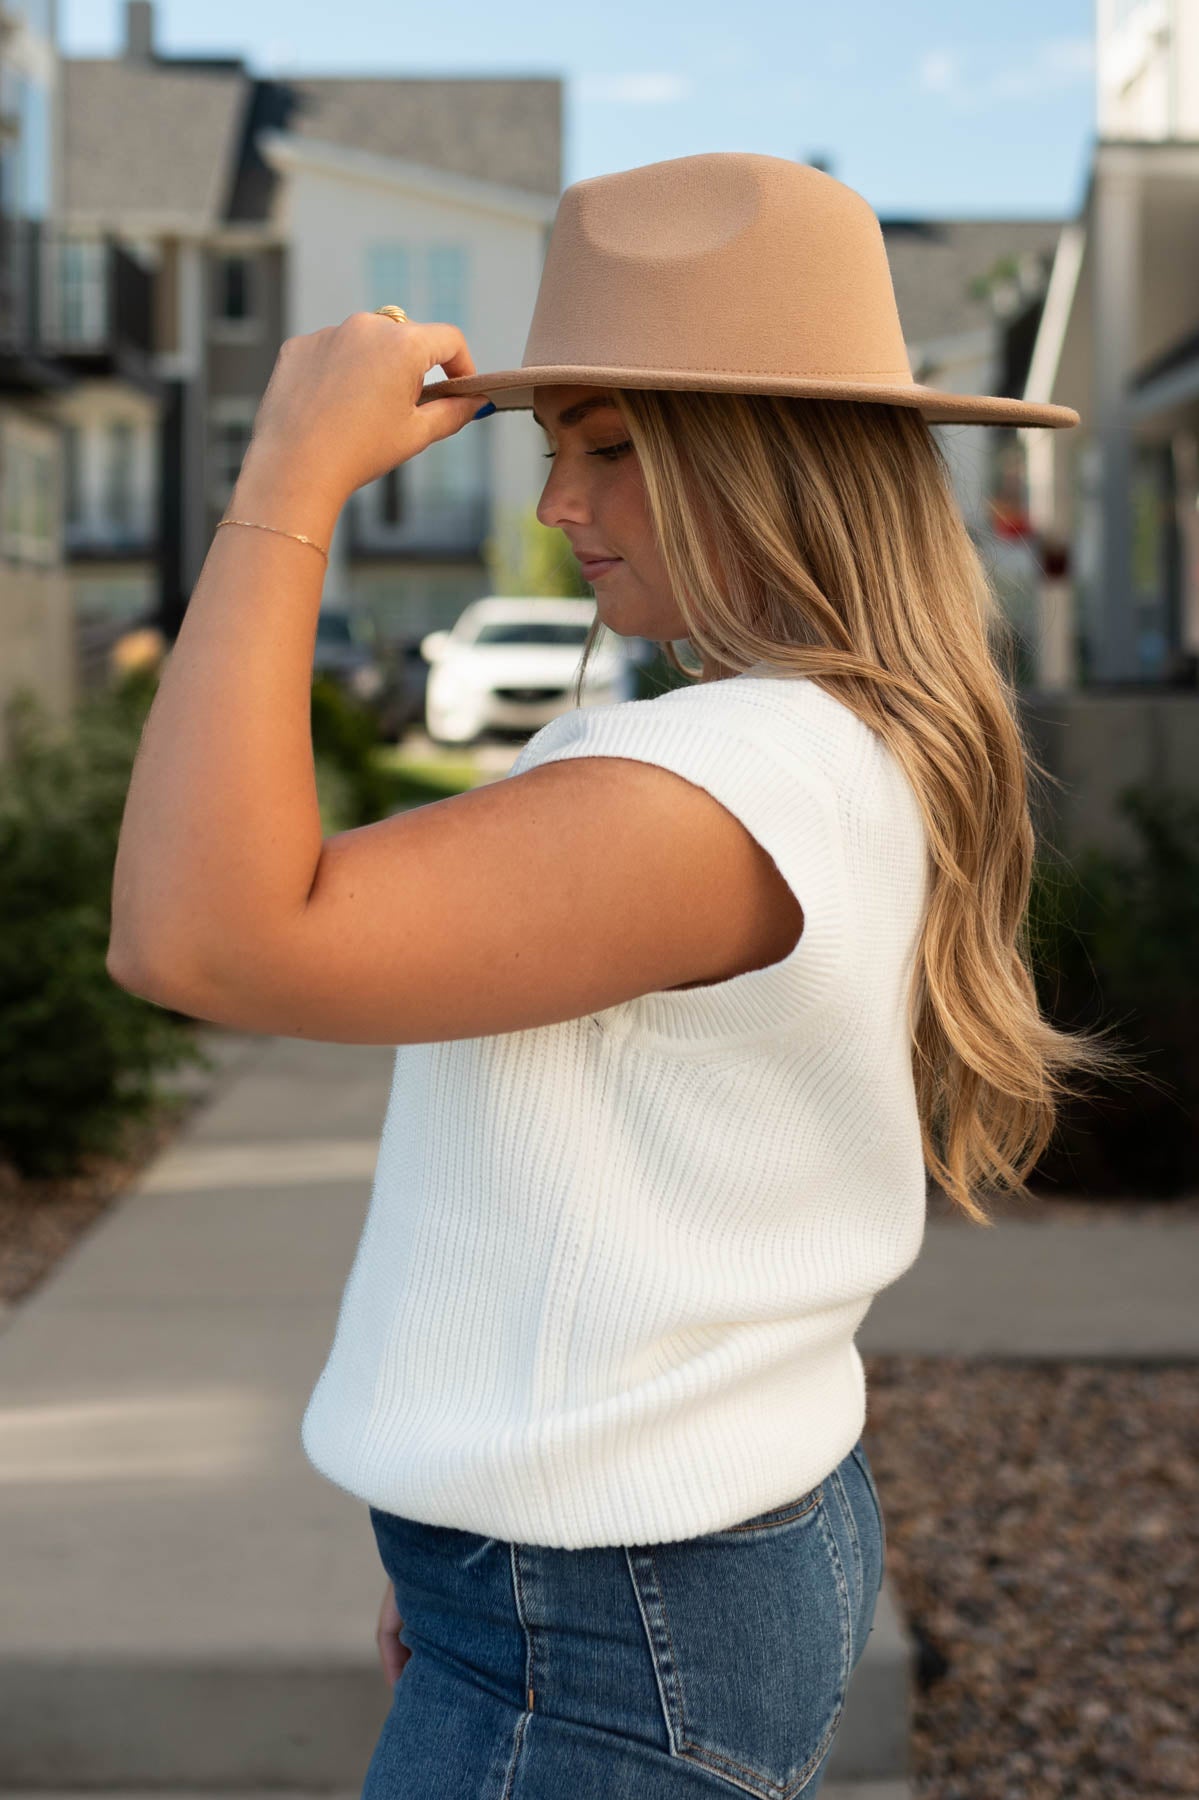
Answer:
[{"xmin": 374, "ymin": 304, "xmax": 410, "ymax": 324}]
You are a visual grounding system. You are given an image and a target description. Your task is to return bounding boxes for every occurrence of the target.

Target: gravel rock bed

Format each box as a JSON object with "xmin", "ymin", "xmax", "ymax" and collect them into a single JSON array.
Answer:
[{"xmin": 861, "ymin": 1354, "xmax": 1198, "ymax": 1800}]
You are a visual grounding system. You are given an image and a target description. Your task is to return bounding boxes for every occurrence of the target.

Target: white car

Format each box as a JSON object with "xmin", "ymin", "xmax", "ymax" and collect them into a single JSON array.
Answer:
[{"xmin": 420, "ymin": 597, "xmax": 639, "ymax": 747}]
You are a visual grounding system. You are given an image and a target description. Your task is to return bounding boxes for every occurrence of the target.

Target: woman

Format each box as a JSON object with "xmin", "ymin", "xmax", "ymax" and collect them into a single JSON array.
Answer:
[{"xmin": 109, "ymin": 153, "xmax": 1123, "ymax": 1797}]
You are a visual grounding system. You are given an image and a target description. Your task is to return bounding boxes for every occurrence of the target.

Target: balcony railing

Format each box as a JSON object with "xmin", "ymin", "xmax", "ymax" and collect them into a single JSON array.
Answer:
[{"xmin": 0, "ymin": 217, "xmax": 155, "ymax": 359}]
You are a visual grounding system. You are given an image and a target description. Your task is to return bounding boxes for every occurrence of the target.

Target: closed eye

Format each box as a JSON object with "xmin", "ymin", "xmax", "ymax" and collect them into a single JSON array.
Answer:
[{"xmin": 542, "ymin": 441, "xmax": 633, "ymax": 461}]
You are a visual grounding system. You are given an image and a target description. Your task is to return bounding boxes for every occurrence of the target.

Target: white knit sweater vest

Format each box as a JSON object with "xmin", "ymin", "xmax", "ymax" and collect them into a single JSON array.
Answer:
[{"xmin": 301, "ymin": 668, "xmax": 931, "ymax": 1549}]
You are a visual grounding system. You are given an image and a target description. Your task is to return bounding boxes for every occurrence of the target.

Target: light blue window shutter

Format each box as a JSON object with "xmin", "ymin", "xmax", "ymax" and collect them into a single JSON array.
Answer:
[
  {"xmin": 365, "ymin": 245, "xmax": 413, "ymax": 314},
  {"xmin": 426, "ymin": 245, "xmax": 468, "ymax": 329},
  {"xmin": 421, "ymin": 244, "xmax": 482, "ymax": 510}
]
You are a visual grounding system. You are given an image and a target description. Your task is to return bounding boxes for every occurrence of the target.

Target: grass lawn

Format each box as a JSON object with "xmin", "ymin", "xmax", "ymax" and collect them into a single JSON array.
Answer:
[{"xmin": 369, "ymin": 744, "xmax": 491, "ymax": 813}]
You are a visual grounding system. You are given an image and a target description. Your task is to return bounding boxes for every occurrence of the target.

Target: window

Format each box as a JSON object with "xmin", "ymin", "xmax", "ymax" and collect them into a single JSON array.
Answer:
[
  {"xmin": 364, "ymin": 241, "xmax": 469, "ymax": 340},
  {"xmin": 0, "ymin": 66, "xmax": 51, "ymax": 222},
  {"xmin": 359, "ymin": 242, "xmax": 483, "ymax": 545},
  {"xmin": 58, "ymin": 238, "xmax": 107, "ymax": 343},
  {"xmin": 207, "ymin": 403, "xmax": 257, "ymax": 510},
  {"xmin": 214, "ymin": 254, "xmax": 252, "ymax": 322},
  {"xmin": 365, "ymin": 244, "xmax": 412, "ymax": 314},
  {"xmin": 19, "ymin": 68, "xmax": 50, "ymax": 220},
  {"xmin": 427, "ymin": 245, "xmax": 468, "ymax": 330},
  {"xmin": 208, "ymin": 253, "xmax": 261, "ymax": 339},
  {"xmin": 0, "ymin": 416, "xmax": 58, "ymax": 564},
  {"xmin": 473, "ymin": 620, "xmax": 590, "ymax": 647},
  {"xmin": 104, "ymin": 420, "xmax": 135, "ymax": 534}
]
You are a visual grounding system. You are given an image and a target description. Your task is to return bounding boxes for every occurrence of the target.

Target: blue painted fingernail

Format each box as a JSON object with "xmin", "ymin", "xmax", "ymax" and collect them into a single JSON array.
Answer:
[{"xmin": 473, "ymin": 401, "xmax": 497, "ymax": 420}]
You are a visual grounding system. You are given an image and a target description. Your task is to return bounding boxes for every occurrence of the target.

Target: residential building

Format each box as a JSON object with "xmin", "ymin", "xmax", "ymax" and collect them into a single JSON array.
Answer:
[
  {"xmin": 0, "ymin": 0, "xmax": 77, "ymax": 758},
  {"xmin": 1022, "ymin": 0, "xmax": 1199, "ymax": 692},
  {"xmin": 255, "ymin": 102, "xmax": 558, "ymax": 643},
  {"xmin": 880, "ymin": 214, "xmax": 1070, "ymax": 688},
  {"xmin": 61, "ymin": 0, "xmax": 561, "ymax": 663}
]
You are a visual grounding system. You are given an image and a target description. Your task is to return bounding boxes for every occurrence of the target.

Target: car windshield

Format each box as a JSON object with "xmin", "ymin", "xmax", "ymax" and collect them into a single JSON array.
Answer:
[{"xmin": 469, "ymin": 621, "xmax": 591, "ymax": 647}]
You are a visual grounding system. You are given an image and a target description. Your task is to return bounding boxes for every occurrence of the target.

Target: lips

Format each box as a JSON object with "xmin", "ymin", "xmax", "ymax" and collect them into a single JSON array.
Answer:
[{"xmin": 577, "ymin": 555, "xmax": 622, "ymax": 578}]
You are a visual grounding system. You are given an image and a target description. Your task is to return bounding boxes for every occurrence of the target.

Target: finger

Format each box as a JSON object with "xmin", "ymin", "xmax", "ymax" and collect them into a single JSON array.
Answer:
[
  {"xmin": 415, "ymin": 320, "xmax": 477, "ymax": 382},
  {"xmin": 380, "ymin": 1635, "xmax": 409, "ymax": 1685},
  {"xmin": 414, "ymin": 394, "xmax": 491, "ymax": 444}
]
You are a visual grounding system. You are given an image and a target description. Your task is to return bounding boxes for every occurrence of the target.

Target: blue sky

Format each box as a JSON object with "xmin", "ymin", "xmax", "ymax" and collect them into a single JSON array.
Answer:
[{"xmin": 61, "ymin": 0, "xmax": 1099, "ymax": 218}]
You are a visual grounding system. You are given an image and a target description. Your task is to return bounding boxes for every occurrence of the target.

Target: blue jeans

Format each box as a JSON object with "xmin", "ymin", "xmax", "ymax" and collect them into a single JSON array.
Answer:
[{"xmin": 362, "ymin": 1435, "xmax": 886, "ymax": 1799}]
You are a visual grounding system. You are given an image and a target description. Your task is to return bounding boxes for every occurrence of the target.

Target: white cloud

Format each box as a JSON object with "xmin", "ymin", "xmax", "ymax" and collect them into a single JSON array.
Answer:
[
  {"xmin": 990, "ymin": 36, "xmax": 1096, "ymax": 99},
  {"xmin": 575, "ymin": 73, "xmax": 693, "ymax": 105},
  {"xmin": 916, "ymin": 35, "xmax": 1094, "ymax": 110},
  {"xmin": 918, "ymin": 48, "xmax": 962, "ymax": 96},
  {"xmin": 261, "ymin": 37, "xmax": 306, "ymax": 72}
]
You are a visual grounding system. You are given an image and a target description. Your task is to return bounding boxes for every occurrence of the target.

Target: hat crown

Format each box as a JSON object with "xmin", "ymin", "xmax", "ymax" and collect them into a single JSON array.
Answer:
[
  {"xmin": 416, "ymin": 147, "xmax": 1080, "ymax": 428},
  {"xmin": 522, "ymin": 152, "xmax": 914, "ymax": 386}
]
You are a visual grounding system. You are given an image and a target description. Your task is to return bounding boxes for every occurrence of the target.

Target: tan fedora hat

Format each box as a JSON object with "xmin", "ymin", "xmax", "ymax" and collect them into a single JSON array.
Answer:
[{"xmin": 418, "ymin": 151, "xmax": 1078, "ymax": 430}]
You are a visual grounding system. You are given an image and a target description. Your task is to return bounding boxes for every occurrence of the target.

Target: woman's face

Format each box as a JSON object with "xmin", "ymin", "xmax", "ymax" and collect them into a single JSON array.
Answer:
[{"xmin": 532, "ymin": 383, "xmax": 692, "ymax": 649}]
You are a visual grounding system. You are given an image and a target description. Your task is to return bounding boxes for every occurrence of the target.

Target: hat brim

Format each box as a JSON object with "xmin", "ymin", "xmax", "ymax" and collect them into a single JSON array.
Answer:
[{"xmin": 420, "ymin": 364, "xmax": 1079, "ymax": 429}]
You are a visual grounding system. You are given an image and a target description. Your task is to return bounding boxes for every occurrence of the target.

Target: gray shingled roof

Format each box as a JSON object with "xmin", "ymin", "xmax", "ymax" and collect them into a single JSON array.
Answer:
[
  {"xmin": 276, "ymin": 77, "xmax": 562, "ymax": 196},
  {"xmin": 61, "ymin": 60, "xmax": 249, "ymax": 226},
  {"xmin": 60, "ymin": 60, "xmax": 1049, "ymax": 337},
  {"xmin": 880, "ymin": 217, "xmax": 1067, "ymax": 347},
  {"xmin": 61, "ymin": 61, "xmax": 561, "ymax": 229}
]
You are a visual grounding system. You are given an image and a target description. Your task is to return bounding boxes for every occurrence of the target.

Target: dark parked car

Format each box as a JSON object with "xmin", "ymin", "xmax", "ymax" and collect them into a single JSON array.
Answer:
[
  {"xmin": 311, "ymin": 609, "xmax": 406, "ymax": 740},
  {"xmin": 393, "ymin": 636, "xmax": 434, "ymax": 733}
]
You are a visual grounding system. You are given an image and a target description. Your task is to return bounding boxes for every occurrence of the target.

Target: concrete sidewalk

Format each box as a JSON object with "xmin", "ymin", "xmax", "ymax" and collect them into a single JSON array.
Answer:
[{"xmin": 2, "ymin": 1028, "xmax": 1195, "ymax": 1791}]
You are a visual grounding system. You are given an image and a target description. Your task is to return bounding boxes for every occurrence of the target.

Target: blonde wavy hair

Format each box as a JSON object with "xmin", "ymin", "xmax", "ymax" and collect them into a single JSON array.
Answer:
[{"xmin": 569, "ymin": 387, "xmax": 1136, "ymax": 1226}]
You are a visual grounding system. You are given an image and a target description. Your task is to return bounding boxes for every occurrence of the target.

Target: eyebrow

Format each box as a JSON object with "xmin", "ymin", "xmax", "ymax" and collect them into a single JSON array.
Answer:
[{"xmin": 530, "ymin": 396, "xmax": 620, "ymax": 431}]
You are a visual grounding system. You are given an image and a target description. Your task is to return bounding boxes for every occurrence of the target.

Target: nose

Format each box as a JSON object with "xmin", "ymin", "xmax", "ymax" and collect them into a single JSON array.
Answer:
[{"xmin": 535, "ymin": 456, "xmax": 592, "ymax": 533}]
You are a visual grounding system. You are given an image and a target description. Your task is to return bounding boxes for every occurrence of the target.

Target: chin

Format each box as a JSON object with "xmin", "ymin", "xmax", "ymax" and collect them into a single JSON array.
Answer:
[
  {"xmin": 593, "ymin": 603, "xmax": 639, "ymax": 640},
  {"xmin": 592, "ymin": 585, "xmax": 639, "ymax": 631}
]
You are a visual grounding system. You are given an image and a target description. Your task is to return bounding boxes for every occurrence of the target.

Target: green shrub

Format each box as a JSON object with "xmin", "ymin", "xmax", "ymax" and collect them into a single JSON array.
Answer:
[
  {"xmin": 1027, "ymin": 782, "xmax": 1199, "ymax": 1196},
  {"xmin": 310, "ymin": 674, "xmax": 398, "ymax": 828},
  {"xmin": 311, "ymin": 677, "xmax": 486, "ymax": 824},
  {"xmin": 0, "ymin": 676, "xmax": 212, "ymax": 1181},
  {"xmin": 314, "ymin": 750, "xmax": 357, "ymax": 835}
]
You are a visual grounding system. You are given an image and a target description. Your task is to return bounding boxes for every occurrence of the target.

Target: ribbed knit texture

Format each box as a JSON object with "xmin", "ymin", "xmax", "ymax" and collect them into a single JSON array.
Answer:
[{"xmin": 300, "ymin": 668, "xmax": 932, "ymax": 1549}]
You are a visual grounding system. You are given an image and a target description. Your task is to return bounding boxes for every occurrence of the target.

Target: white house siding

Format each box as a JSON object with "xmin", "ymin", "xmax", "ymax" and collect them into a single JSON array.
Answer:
[{"xmin": 267, "ymin": 145, "xmax": 553, "ymax": 639}]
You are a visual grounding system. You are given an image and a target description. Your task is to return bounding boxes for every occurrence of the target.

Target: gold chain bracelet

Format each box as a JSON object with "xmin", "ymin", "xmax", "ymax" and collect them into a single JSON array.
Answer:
[
  {"xmin": 216, "ymin": 518, "xmax": 329, "ymax": 561},
  {"xmin": 213, "ymin": 304, "xmax": 407, "ymax": 564}
]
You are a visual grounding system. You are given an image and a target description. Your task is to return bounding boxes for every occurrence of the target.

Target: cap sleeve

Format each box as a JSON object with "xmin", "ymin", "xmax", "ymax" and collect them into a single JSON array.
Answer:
[{"xmin": 512, "ymin": 688, "xmax": 851, "ymax": 1055}]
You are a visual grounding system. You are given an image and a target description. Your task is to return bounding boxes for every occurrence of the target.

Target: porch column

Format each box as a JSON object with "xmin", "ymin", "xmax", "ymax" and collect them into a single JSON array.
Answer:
[{"xmin": 1092, "ymin": 165, "xmax": 1140, "ymax": 681}]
